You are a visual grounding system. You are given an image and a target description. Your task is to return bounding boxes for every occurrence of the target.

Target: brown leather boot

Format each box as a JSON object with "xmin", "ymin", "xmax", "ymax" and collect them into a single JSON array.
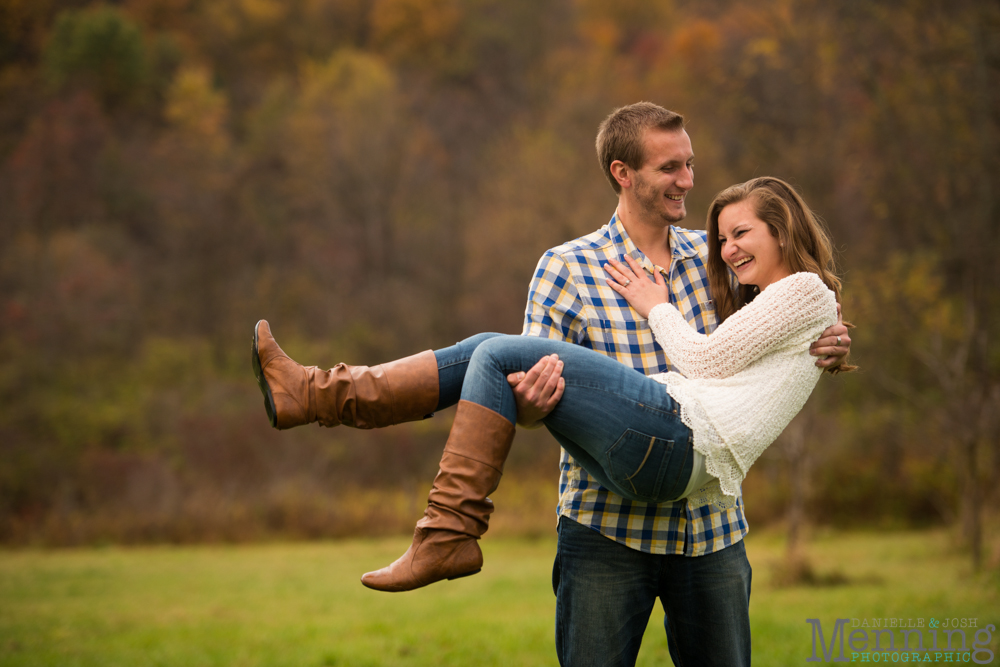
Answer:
[
  {"xmin": 252, "ymin": 319, "xmax": 439, "ymax": 430},
  {"xmin": 360, "ymin": 400, "xmax": 516, "ymax": 592}
]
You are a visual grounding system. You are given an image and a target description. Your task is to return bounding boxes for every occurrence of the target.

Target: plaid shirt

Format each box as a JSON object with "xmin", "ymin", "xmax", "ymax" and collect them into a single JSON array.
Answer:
[{"xmin": 522, "ymin": 213, "xmax": 749, "ymax": 556}]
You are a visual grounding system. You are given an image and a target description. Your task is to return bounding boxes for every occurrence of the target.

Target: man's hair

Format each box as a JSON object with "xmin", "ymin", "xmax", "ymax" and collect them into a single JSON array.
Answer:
[{"xmin": 595, "ymin": 102, "xmax": 686, "ymax": 194}]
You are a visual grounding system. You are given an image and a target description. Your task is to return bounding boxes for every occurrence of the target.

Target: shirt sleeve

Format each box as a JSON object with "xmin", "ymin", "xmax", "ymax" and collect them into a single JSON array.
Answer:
[
  {"xmin": 522, "ymin": 250, "xmax": 587, "ymax": 344},
  {"xmin": 646, "ymin": 272, "xmax": 836, "ymax": 379}
]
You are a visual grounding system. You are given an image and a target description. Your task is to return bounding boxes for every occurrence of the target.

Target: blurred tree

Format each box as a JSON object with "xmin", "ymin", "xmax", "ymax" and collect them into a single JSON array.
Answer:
[
  {"xmin": 44, "ymin": 6, "xmax": 150, "ymax": 109},
  {"xmin": 2, "ymin": 0, "xmax": 999, "ymax": 546},
  {"xmin": 3, "ymin": 91, "xmax": 111, "ymax": 233},
  {"xmin": 850, "ymin": 255, "xmax": 1000, "ymax": 570},
  {"xmin": 831, "ymin": 0, "xmax": 1000, "ymax": 569}
]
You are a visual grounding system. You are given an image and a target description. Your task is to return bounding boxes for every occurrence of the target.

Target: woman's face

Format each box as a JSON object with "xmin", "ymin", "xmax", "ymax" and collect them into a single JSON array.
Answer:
[{"xmin": 717, "ymin": 200, "xmax": 792, "ymax": 290}]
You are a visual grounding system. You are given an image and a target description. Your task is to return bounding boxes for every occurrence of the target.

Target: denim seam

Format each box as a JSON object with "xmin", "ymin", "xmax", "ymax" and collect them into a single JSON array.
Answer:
[
  {"xmin": 437, "ymin": 358, "xmax": 471, "ymax": 370},
  {"xmin": 561, "ymin": 381, "xmax": 677, "ymax": 417},
  {"xmin": 606, "ymin": 430, "xmax": 675, "ymax": 503}
]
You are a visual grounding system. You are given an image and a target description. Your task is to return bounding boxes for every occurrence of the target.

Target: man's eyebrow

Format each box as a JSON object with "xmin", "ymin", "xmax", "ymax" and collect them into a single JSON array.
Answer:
[{"xmin": 655, "ymin": 156, "xmax": 695, "ymax": 167}]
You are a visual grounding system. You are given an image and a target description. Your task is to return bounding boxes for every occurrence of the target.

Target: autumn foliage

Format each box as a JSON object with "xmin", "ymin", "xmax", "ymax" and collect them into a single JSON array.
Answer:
[{"xmin": 0, "ymin": 0, "xmax": 998, "ymax": 562}]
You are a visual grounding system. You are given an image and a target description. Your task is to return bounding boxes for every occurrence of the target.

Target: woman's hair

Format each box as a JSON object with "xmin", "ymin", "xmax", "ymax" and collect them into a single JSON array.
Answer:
[{"xmin": 705, "ymin": 176, "xmax": 855, "ymax": 374}]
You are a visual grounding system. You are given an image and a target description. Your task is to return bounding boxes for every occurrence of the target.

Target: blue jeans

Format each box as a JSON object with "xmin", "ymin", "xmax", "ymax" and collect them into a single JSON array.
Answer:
[
  {"xmin": 433, "ymin": 333, "xmax": 752, "ymax": 665},
  {"xmin": 554, "ymin": 516, "xmax": 751, "ymax": 667},
  {"xmin": 435, "ymin": 333, "xmax": 693, "ymax": 503}
]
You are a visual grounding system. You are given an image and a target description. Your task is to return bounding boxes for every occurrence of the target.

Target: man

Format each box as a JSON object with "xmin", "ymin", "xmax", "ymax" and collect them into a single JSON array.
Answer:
[{"xmin": 507, "ymin": 102, "xmax": 851, "ymax": 667}]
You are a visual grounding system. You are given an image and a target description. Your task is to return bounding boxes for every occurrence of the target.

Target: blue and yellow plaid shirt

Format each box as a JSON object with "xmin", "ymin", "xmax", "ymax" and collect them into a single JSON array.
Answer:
[{"xmin": 522, "ymin": 213, "xmax": 749, "ymax": 556}]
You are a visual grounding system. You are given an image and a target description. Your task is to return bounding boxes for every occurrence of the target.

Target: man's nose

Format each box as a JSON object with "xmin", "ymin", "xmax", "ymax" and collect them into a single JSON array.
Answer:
[{"xmin": 676, "ymin": 166, "xmax": 694, "ymax": 190}]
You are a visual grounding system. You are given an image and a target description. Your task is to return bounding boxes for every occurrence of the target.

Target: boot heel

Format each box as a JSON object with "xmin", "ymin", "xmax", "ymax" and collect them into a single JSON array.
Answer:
[{"xmin": 447, "ymin": 568, "xmax": 481, "ymax": 581}]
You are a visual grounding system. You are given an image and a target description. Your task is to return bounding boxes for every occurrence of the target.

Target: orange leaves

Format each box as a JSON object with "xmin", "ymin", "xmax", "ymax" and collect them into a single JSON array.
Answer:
[{"xmin": 671, "ymin": 19, "xmax": 721, "ymax": 66}]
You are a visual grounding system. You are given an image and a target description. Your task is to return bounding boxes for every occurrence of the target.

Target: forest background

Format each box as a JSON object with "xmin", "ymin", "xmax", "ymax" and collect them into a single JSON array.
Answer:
[{"xmin": 1, "ymin": 0, "xmax": 998, "ymax": 571}]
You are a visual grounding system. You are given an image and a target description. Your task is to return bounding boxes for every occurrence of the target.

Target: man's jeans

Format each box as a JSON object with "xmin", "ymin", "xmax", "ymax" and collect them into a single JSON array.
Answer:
[
  {"xmin": 433, "ymin": 333, "xmax": 752, "ymax": 665},
  {"xmin": 554, "ymin": 516, "xmax": 751, "ymax": 667},
  {"xmin": 435, "ymin": 333, "xmax": 693, "ymax": 504}
]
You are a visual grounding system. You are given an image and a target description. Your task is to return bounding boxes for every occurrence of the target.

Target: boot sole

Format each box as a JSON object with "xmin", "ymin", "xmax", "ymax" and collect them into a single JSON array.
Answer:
[
  {"xmin": 448, "ymin": 568, "xmax": 481, "ymax": 580},
  {"xmin": 360, "ymin": 567, "xmax": 482, "ymax": 592},
  {"xmin": 252, "ymin": 320, "xmax": 279, "ymax": 429}
]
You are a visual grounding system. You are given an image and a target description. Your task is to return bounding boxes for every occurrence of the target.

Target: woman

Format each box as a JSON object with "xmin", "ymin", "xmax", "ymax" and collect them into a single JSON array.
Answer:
[{"xmin": 252, "ymin": 177, "xmax": 853, "ymax": 592}]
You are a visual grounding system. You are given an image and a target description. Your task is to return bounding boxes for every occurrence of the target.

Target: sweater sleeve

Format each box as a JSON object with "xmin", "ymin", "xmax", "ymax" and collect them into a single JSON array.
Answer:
[{"xmin": 646, "ymin": 272, "xmax": 836, "ymax": 379}]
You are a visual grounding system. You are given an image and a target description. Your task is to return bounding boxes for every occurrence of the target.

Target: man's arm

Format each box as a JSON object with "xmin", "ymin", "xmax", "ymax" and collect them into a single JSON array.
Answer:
[{"xmin": 507, "ymin": 354, "xmax": 564, "ymax": 428}]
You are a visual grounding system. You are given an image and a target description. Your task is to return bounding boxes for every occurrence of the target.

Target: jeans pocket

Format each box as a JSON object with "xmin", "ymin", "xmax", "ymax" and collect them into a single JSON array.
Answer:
[{"xmin": 605, "ymin": 429, "xmax": 678, "ymax": 503}]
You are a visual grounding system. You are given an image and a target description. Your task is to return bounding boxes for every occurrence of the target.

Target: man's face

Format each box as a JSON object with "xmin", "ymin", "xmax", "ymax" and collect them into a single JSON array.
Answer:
[{"xmin": 629, "ymin": 129, "xmax": 695, "ymax": 224}]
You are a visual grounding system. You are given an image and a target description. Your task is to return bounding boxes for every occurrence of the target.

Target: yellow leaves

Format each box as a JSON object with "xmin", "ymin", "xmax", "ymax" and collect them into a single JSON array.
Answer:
[
  {"xmin": 164, "ymin": 66, "xmax": 229, "ymax": 153},
  {"xmin": 155, "ymin": 67, "xmax": 232, "ymax": 215},
  {"xmin": 371, "ymin": 0, "xmax": 463, "ymax": 68},
  {"xmin": 239, "ymin": 0, "xmax": 286, "ymax": 26},
  {"xmin": 847, "ymin": 253, "xmax": 966, "ymax": 353},
  {"xmin": 298, "ymin": 50, "xmax": 396, "ymax": 119},
  {"xmin": 747, "ymin": 38, "xmax": 779, "ymax": 57},
  {"xmin": 288, "ymin": 50, "xmax": 401, "ymax": 180}
]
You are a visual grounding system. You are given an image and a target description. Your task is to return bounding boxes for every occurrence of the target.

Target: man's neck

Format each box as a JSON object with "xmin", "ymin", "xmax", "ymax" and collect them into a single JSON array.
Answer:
[{"xmin": 616, "ymin": 200, "xmax": 673, "ymax": 269}]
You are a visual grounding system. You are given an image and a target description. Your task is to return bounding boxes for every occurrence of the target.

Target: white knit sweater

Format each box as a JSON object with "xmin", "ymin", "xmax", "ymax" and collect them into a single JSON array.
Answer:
[{"xmin": 647, "ymin": 271, "xmax": 838, "ymax": 509}]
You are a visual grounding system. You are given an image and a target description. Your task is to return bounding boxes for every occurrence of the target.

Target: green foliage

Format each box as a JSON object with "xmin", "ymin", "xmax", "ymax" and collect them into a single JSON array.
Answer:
[
  {"xmin": 44, "ymin": 7, "xmax": 149, "ymax": 107},
  {"xmin": 1, "ymin": 0, "xmax": 999, "ymax": 545}
]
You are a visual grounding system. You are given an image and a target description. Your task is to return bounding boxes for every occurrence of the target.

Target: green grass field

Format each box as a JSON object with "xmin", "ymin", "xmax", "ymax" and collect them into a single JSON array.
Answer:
[{"xmin": 1, "ymin": 529, "xmax": 998, "ymax": 666}]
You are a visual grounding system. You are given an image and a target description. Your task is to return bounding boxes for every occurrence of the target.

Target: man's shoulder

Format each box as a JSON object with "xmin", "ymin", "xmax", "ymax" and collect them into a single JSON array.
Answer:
[{"xmin": 545, "ymin": 226, "xmax": 615, "ymax": 259}]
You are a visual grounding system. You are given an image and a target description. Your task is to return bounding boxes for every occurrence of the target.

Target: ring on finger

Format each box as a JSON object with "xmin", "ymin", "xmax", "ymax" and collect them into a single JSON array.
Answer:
[
  {"xmin": 836, "ymin": 335, "xmax": 841, "ymax": 346},
  {"xmin": 623, "ymin": 279, "xmax": 631, "ymax": 287}
]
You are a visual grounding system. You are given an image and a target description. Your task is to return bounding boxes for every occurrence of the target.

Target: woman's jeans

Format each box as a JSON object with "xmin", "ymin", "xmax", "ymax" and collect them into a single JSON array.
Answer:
[{"xmin": 434, "ymin": 333, "xmax": 694, "ymax": 504}]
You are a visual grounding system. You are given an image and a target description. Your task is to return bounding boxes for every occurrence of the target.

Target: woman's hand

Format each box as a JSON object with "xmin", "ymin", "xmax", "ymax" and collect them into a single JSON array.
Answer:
[{"xmin": 604, "ymin": 255, "xmax": 669, "ymax": 319}]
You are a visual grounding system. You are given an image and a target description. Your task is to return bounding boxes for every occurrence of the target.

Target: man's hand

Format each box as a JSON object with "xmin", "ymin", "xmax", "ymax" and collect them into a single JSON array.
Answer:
[
  {"xmin": 811, "ymin": 303, "xmax": 852, "ymax": 368},
  {"xmin": 507, "ymin": 354, "xmax": 565, "ymax": 428}
]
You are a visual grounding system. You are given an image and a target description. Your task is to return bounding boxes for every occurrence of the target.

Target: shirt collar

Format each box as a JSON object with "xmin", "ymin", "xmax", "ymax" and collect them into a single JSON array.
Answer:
[{"xmin": 609, "ymin": 212, "xmax": 700, "ymax": 273}]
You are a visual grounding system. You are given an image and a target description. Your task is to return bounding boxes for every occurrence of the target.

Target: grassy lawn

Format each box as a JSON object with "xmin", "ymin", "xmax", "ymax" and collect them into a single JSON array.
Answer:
[{"xmin": 0, "ymin": 529, "xmax": 997, "ymax": 666}]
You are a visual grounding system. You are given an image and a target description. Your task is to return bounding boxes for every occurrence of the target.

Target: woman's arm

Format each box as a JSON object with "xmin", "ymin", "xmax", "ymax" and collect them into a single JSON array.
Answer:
[{"xmin": 645, "ymin": 273, "xmax": 837, "ymax": 378}]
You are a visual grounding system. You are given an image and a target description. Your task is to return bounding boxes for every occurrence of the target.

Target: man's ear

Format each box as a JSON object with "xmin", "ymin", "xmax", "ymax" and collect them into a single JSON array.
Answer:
[{"xmin": 610, "ymin": 160, "xmax": 631, "ymax": 190}]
